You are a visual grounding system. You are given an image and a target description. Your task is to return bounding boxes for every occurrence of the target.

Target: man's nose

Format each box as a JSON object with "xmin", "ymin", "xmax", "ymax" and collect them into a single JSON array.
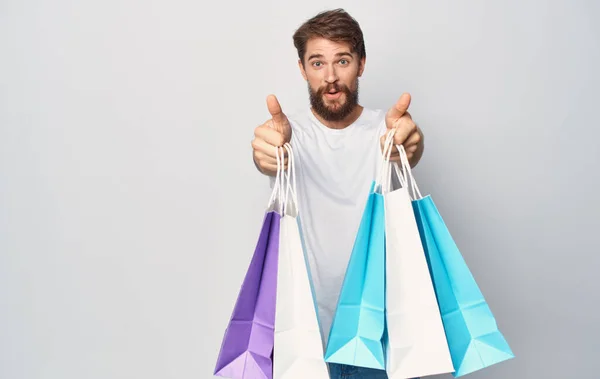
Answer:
[{"xmin": 324, "ymin": 66, "xmax": 338, "ymax": 83}]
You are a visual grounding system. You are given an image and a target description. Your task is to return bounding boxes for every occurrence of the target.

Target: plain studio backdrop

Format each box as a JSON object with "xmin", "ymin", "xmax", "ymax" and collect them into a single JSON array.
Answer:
[{"xmin": 1, "ymin": 0, "xmax": 599, "ymax": 378}]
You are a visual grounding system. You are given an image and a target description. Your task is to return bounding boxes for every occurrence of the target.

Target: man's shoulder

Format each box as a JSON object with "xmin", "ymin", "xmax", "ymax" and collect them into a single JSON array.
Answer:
[
  {"xmin": 360, "ymin": 107, "xmax": 386, "ymax": 128},
  {"xmin": 354, "ymin": 107, "xmax": 386, "ymax": 137},
  {"xmin": 286, "ymin": 108, "xmax": 312, "ymax": 129}
]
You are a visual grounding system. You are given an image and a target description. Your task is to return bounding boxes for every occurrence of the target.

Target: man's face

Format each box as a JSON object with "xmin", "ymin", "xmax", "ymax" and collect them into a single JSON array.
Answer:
[{"xmin": 299, "ymin": 37, "xmax": 365, "ymax": 122}]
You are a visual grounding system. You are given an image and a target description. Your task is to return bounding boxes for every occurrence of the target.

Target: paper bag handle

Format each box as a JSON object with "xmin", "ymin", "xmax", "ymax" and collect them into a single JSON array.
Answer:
[
  {"xmin": 266, "ymin": 145, "xmax": 286, "ymax": 214},
  {"xmin": 377, "ymin": 128, "xmax": 410, "ymax": 194},
  {"xmin": 394, "ymin": 144, "xmax": 423, "ymax": 200},
  {"xmin": 282, "ymin": 142, "xmax": 299, "ymax": 214}
]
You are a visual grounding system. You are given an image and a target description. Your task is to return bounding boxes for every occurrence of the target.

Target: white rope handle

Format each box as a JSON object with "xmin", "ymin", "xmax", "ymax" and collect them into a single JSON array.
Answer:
[
  {"xmin": 384, "ymin": 130, "xmax": 410, "ymax": 193},
  {"xmin": 390, "ymin": 145, "xmax": 408, "ymax": 192},
  {"xmin": 375, "ymin": 129, "xmax": 396, "ymax": 192},
  {"xmin": 266, "ymin": 145, "xmax": 286, "ymax": 213},
  {"xmin": 397, "ymin": 144, "xmax": 423, "ymax": 200},
  {"xmin": 377, "ymin": 128, "xmax": 410, "ymax": 194},
  {"xmin": 278, "ymin": 146, "xmax": 286, "ymax": 214},
  {"xmin": 282, "ymin": 143, "xmax": 298, "ymax": 213},
  {"xmin": 383, "ymin": 129, "xmax": 396, "ymax": 193}
]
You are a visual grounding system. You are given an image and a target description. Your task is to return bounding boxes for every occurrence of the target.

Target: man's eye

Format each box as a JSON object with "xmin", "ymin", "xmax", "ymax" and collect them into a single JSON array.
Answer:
[
  {"xmin": 340, "ymin": 59, "xmax": 348, "ymax": 64},
  {"xmin": 313, "ymin": 61, "xmax": 322, "ymax": 67}
]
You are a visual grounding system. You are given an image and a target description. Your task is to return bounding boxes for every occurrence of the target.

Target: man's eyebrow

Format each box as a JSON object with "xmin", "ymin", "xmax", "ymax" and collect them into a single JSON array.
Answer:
[
  {"xmin": 307, "ymin": 53, "xmax": 324, "ymax": 61},
  {"xmin": 307, "ymin": 52, "xmax": 353, "ymax": 61}
]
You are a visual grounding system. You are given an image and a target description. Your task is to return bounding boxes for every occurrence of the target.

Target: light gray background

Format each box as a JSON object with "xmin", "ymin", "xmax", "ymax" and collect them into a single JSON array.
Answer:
[{"xmin": 1, "ymin": 1, "xmax": 598, "ymax": 378}]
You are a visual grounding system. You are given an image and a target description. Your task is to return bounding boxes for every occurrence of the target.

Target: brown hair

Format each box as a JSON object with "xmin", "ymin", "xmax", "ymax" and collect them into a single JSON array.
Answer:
[{"xmin": 292, "ymin": 8, "xmax": 366, "ymax": 65}]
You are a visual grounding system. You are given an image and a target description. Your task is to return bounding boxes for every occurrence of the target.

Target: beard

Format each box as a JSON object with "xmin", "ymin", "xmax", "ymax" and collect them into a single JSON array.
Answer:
[{"xmin": 308, "ymin": 79, "xmax": 359, "ymax": 122}]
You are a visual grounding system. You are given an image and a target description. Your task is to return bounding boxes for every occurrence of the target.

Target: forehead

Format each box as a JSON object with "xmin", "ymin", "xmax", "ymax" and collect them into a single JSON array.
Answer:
[{"xmin": 304, "ymin": 37, "xmax": 354, "ymax": 60}]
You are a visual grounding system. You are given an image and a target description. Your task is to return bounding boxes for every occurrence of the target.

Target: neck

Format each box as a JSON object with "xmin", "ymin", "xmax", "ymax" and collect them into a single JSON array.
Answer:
[{"xmin": 311, "ymin": 105, "xmax": 364, "ymax": 130}]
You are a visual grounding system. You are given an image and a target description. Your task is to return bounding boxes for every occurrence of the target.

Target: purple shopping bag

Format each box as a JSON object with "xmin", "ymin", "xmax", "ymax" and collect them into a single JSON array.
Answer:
[{"xmin": 214, "ymin": 147, "xmax": 286, "ymax": 379}]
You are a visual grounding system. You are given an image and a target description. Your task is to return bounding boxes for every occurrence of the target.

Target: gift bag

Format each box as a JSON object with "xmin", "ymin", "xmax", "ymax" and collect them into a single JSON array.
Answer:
[
  {"xmin": 398, "ymin": 145, "xmax": 514, "ymax": 377},
  {"xmin": 214, "ymin": 147, "xmax": 287, "ymax": 379},
  {"xmin": 273, "ymin": 143, "xmax": 330, "ymax": 378},
  {"xmin": 381, "ymin": 136, "xmax": 454, "ymax": 379},
  {"xmin": 323, "ymin": 134, "xmax": 389, "ymax": 371}
]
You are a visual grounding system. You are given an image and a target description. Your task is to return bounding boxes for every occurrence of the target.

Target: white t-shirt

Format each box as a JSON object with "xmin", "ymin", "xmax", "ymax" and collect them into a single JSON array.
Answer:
[{"xmin": 269, "ymin": 106, "xmax": 388, "ymax": 347}]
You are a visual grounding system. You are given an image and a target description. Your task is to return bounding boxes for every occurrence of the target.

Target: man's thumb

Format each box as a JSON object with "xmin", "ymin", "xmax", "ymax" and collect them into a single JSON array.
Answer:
[
  {"xmin": 266, "ymin": 94, "xmax": 285, "ymax": 124},
  {"xmin": 387, "ymin": 93, "xmax": 412, "ymax": 121}
]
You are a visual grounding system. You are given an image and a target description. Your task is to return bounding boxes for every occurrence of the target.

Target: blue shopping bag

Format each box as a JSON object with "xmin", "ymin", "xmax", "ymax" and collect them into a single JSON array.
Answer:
[
  {"xmin": 397, "ymin": 145, "xmax": 514, "ymax": 377},
  {"xmin": 323, "ymin": 179, "xmax": 387, "ymax": 370}
]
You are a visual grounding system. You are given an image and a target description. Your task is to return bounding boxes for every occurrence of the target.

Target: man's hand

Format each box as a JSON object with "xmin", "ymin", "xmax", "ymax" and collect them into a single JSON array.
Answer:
[
  {"xmin": 252, "ymin": 94, "xmax": 293, "ymax": 176},
  {"xmin": 381, "ymin": 93, "xmax": 424, "ymax": 167}
]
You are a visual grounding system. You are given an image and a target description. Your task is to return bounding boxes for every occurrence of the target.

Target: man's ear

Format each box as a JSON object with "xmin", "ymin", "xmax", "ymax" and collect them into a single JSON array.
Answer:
[
  {"xmin": 298, "ymin": 59, "xmax": 307, "ymax": 81},
  {"xmin": 358, "ymin": 56, "xmax": 366, "ymax": 77}
]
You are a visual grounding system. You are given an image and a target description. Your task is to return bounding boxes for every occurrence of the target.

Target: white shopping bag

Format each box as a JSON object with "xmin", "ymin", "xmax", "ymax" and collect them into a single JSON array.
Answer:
[
  {"xmin": 380, "ymin": 131, "xmax": 455, "ymax": 379},
  {"xmin": 273, "ymin": 143, "xmax": 330, "ymax": 379}
]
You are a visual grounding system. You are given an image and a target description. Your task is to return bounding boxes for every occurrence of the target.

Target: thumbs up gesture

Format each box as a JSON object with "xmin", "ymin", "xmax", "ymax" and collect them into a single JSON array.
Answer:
[
  {"xmin": 381, "ymin": 93, "xmax": 424, "ymax": 166},
  {"xmin": 252, "ymin": 95, "xmax": 293, "ymax": 176}
]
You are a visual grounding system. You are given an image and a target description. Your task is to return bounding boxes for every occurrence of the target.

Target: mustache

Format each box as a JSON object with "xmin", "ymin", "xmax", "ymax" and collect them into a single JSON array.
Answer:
[{"xmin": 318, "ymin": 83, "xmax": 348, "ymax": 95}]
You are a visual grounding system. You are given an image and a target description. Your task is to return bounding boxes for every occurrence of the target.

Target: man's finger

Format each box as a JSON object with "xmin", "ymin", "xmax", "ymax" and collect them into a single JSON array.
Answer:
[
  {"xmin": 259, "ymin": 162, "xmax": 287, "ymax": 173},
  {"xmin": 386, "ymin": 93, "xmax": 411, "ymax": 120},
  {"xmin": 266, "ymin": 94, "xmax": 286, "ymax": 124},
  {"xmin": 254, "ymin": 125, "xmax": 286, "ymax": 148},
  {"xmin": 257, "ymin": 156, "xmax": 289, "ymax": 172},
  {"xmin": 392, "ymin": 117, "xmax": 417, "ymax": 145},
  {"xmin": 254, "ymin": 150, "xmax": 288, "ymax": 167},
  {"xmin": 403, "ymin": 129, "xmax": 421, "ymax": 147},
  {"xmin": 252, "ymin": 135, "xmax": 288, "ymax": 158}
]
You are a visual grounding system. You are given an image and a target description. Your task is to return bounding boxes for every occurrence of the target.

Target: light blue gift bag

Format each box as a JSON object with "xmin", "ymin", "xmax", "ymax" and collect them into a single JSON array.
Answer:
[
  {"xmin": 396, "ymin": 145, "xmax": 514, "ymax": 377},
  {"xmin": 324, "ymin": 181, "xmax": 386, "ymax": 370},
  {"xmin": 323, "ymin": 133, "xmax": 396, "ymax": 371}
]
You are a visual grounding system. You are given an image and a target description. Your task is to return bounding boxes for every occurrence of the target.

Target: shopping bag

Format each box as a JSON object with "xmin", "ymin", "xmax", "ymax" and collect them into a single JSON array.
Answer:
[
  {"xmin": 323, "ymin": 133, "xmax": 389, "ymax": 371},
  {"xmin": 214, "ymin": 147, "xmax": 287, "ymax": 379},
  {"xmin": 398, "ymin": 145, "xmax": 514, "ymax": 377},
  {"xmin": 273, "ymin": 143, "xmax": 330, "ymax": 378},
  {"xmin": 381, "ymin": 137, "xmax": 455, "ymax": 378}
]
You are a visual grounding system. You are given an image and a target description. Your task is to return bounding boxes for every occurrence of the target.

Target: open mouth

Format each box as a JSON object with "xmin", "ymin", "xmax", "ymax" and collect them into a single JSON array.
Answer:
[{"xmin": 324, "ymin": 89, "xmax": 342, "ymax": 99}]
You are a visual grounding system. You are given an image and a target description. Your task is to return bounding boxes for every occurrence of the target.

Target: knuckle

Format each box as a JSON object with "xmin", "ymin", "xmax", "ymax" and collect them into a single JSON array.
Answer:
[
  {"xmin": 403, "ymin": 118, "xmax": 415, "ymax": 129},
  {"xmin": 396, "ymin": 118, "xmax": 407, "ymax": 130}
]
